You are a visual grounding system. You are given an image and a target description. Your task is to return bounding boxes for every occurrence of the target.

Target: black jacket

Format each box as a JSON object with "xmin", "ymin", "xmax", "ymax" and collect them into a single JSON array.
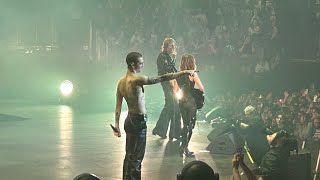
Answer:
[
  {"xmin": 258, "ymin": 147, "xmax": 289, "ymax": 180},
  {"xmin": 157, "ymin": 52, "xmax": 177, "ymax": 75},
  {"xmin": 157, "ymin": 52, "xmax": 178, "ymax": 93}
]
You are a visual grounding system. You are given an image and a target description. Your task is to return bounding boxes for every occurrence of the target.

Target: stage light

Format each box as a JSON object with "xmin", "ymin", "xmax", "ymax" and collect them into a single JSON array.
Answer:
[{"xmin": 60, "ymin": 80, "xmax": 73, "ymax": 96}]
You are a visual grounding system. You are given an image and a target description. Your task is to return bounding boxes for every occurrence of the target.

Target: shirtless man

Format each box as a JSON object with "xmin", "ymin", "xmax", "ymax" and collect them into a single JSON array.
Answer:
[{"xmin": 113, "ymin": 52, "xmax": 195, "ymax": 180}]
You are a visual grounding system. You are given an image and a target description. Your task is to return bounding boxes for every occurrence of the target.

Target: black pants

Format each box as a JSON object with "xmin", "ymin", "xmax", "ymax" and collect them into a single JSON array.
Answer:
[
  {"xmin": 179, "ymin": 97, "xmax": 197, "ymax": 148},
  {"xmin": 153, "ymin": 82, "xmax": 181, "ymax": 138},
  {"xmin": 123, "ymin": 114, "xmax": 147, "ymax": 180}
]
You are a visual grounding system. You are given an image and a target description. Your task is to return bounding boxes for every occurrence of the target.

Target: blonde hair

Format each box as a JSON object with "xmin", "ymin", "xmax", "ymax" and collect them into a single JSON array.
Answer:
[
  {"xmin": 180, "ymin": 54, "xmax": 197, "ymax": 71},
  {"xmin": 161, "ymin": 38, "xmax": 176, "ymax": 52}
]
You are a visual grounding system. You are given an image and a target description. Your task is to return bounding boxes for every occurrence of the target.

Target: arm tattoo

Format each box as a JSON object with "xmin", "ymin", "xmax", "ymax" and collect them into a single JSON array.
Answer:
[
  {"xmin": 147, "ymin": 77, "xmax": 162, "ymax": 84},
  {"xmin": 161, "ymin": 73, "xmax": 175, "ymax": 81},
  {"xmin": 147, "ymin": 72, "xmax": 183, "ymax": 85},
  {"xmin": 115, "ymin": 112, "xmax": 120, "ymax": 123}
]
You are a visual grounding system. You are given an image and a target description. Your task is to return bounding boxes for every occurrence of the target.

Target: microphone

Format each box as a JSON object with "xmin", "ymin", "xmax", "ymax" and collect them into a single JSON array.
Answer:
[{"xmin": 110, "ymin": 124, "xmax": 119, "ymax": 133}]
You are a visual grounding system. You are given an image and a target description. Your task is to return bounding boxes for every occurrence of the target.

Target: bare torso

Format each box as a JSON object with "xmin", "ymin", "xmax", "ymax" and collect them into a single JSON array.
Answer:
[{"xmin": 118, "ymin": 73, "xmax": 147, "ymax": 115}]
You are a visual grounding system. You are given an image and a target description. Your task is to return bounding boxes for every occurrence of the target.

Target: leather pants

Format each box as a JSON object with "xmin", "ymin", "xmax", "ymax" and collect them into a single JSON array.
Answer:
[
  {"xmin": 123, "ymin": 114, "xmax": 147, "ymax": 180},
  {"xmin": 179, "ymin": 99, "xmax": 196, "ymax": 148}
]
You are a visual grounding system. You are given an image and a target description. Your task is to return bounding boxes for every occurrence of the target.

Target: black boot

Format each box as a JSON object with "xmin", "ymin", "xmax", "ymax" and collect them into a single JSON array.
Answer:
[
  {"xmin": 184, "ymin": 147, "xmax": 194, "ymax": 156},
  {"xmin": 179, "ymin": 146, "xmax": 195, "ymax": 157},
  {"xmin": 183, "ymin": 147, "xmax": 195, "ymax": 157}
]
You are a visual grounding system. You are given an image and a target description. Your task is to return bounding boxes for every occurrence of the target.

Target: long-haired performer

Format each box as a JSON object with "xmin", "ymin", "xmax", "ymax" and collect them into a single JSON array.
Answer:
[
  {"xmin": 177, "ymin": 54, "xmax": 204, "ymax": 157},
  {"xmin": 152, "ymin": 38, "xmax": 182, "ymax": 140}
]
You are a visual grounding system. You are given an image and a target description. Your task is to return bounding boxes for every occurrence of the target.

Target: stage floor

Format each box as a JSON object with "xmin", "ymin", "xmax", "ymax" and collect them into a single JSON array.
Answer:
[{"xmin": 0, "ymin": 102, "xmax": 254, "ymax": 180}]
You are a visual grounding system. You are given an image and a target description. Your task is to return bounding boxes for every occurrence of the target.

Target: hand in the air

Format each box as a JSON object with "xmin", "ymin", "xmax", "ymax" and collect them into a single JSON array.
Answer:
[
  {"xmin": 232, "ymin": 154, "xmax": 241, "ymax": 169},
  {"xmin": 232, "ymin": 153, "xmax": 244, "ymax": 169}
]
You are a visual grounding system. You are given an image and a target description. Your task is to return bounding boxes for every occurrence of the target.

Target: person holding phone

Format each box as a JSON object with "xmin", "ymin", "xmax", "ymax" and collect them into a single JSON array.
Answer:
[
  {"xmin": 113, "ymin": 52, "xmax": 196, "ymax": 180},
  {"xmin": 232, "ymin": 152, "xmax": 257, "ymax": 180},
  {"xmin": 232, "ymin": 131, "xmax": 293, "ymax": 180}
]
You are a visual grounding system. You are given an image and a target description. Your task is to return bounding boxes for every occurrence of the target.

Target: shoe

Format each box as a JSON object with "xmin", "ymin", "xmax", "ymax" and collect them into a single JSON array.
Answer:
[
  {"xmin": 179, "ymin": 147, "xmax": 195, "ymax": 157},
  {"xmin": 184, "ymin": 148, "xmax": 194, "ymax": 156},
  {"xmin": 152, "ymin": 129, "xmax": 167, "ymax": 139},
  {"xmin": 184, "ymin": 148, "xmax": 195, "ymax": 157}
]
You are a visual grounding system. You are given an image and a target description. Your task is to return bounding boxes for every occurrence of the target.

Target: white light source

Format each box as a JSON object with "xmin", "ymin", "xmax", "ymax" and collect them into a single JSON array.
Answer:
[
  {"xmin": 60, "ymin": 80, "xmax": 73, "ymax": 96},
  {"xmin": 175, "ymin": 89, "xmax": 183, "ymax": 100}
]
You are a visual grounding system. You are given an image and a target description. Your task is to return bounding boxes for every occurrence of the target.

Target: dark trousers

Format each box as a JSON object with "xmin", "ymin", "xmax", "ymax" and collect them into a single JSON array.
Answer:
[
  {"xmin": 179, "ymin": 98, "xmax": 197, "ymax": 148},
  {"xmin": 123, "ymin": 114, "xmax": 147, "ymax": 180},
  {"xmin": 153, "ymin": 82, "xmax": 181, "ymax": 138}
]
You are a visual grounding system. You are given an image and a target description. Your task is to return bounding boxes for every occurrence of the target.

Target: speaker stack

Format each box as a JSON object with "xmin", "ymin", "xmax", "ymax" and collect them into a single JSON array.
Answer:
[
  {"xmin": 288, "ymin": 152, "xmax": 311, "ymax": 180},
  {"xmin": 206, "ymin": 121, "xmax": 244, "ymax": 155}
]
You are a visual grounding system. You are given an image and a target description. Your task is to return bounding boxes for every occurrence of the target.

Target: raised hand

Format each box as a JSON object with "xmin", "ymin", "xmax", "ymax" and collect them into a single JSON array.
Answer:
[
  {"xmin": 170, "ymin": 52, "xmax": 176, "ymax": 59},
  {"xmin": 232, "ymin": 154, "xmax": 240, "ymax": 169}
]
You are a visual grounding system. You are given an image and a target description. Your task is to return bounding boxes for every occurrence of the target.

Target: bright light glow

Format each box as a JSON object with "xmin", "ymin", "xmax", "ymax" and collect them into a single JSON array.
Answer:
[
  {"xmin": 58, "ymin": 105, "xmax": 73, "ymax": 171},
  {"xmin": 175, "ymin": 89, "xmax": 183, "ymax": 100},
  {"xmin": 60, "ymin": 80, "xmax": 73, "ymax": 96}
]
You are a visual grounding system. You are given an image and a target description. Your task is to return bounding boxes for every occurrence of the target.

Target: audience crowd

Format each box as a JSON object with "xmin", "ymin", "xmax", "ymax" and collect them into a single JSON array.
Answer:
[
  {"xmin": 86, "ymin": 0, "xmax": 281, "ymax": 75},
  {"xmin": 207, "ymin": 84, "xmax": 320, "ymax": 173},
  {"xmin": 3, "ymin": 0, "xmax": 320, "ymax": 179}
]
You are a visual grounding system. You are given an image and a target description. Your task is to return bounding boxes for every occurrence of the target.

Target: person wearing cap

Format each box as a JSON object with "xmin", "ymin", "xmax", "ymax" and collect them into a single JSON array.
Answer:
[{"xmin": 239, "ymin": 105, "xmax": 269, "ymax": 166}]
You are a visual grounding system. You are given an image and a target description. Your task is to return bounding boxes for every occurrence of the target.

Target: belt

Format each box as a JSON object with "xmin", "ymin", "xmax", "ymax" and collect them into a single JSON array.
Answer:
[{"xmin": 128, "ymin": 113, "xmax": 148, "ymax": 119}]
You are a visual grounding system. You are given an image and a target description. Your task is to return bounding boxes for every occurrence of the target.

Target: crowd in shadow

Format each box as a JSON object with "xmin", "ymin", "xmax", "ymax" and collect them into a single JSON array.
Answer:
[
  {"xmin": 206, "ymin": 84, "xmax": 320, "ymax": 177},
  {"xmin": 80, "ymin": 0, "xmax": 282, "ymax": 76}
]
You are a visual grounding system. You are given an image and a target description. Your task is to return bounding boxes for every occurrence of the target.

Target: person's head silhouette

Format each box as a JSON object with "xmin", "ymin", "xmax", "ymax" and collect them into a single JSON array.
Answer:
[
  {"xmin": 177, "ymin": 161, "xmax": 219, "ymax": 180},
  {"xmin": 73, "ymin": 173, "xmax": 100, "ymax": 180}
]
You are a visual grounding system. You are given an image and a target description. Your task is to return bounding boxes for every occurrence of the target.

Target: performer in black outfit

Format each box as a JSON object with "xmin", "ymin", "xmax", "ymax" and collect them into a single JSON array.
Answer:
[
  {"xmin": 152, "ymin": 38, "xmax": 182, "ymax": 140},
  {"xmin": 176, "ymin": 54, "xmax": 204, "ymax": 157}
]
